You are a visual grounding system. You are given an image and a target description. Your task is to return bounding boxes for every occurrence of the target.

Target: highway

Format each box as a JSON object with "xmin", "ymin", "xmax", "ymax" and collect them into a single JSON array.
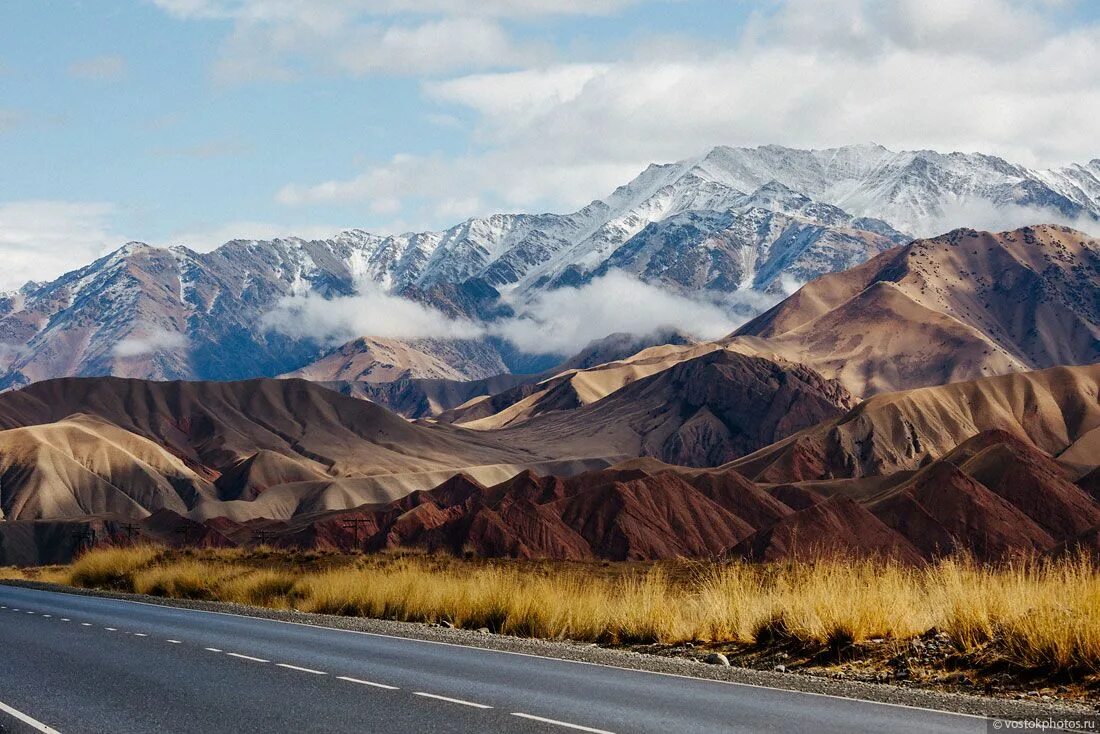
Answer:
[{"xmin": 0, "ymin": 585, "xmax": 988, "ymax": 733}]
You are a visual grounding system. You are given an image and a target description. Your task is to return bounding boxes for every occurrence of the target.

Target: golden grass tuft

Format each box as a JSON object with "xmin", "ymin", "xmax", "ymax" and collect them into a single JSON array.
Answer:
[
  {"xmin": 47, "ymin": 547, "xmax": 1100, "ymax": 674},
  {"xmin": 68, "ymin": 545, "xmax": 163, "ymax": 591}
]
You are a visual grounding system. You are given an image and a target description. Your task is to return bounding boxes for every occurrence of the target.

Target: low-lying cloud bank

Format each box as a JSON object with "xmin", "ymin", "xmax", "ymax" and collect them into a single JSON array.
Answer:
[{"xmin": 262, "ymin": 270, "xmax": 768, "ymax": 357}]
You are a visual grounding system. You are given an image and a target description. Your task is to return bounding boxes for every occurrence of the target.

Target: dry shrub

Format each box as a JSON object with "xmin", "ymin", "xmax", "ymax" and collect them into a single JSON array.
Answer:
[
  {"xmin": 67, "ymin": 545, "xmax": 162, "ymax": 591},
  {"xmin": 219, "ymin": 569, "xmax": 299, "ymax": 608},
  {"xmin": 53, "ymin": 547, "xmax": 1100, "ymax": 673},
  {"xmin": 133, "ymin": 560, "xmax": 216, "ymax": 600}
]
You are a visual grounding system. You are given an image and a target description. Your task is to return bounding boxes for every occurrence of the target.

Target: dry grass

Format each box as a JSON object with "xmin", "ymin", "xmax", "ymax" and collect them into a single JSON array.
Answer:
[{"xmin": 49, "ymin": 546, "xmax": 1100, "ymax": 674}]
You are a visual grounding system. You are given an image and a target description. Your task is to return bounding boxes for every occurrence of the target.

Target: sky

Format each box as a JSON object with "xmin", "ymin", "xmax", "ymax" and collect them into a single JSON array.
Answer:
[{"xmin": 1, "ymin": 0, "xmax": 1099, "ymax": 290}]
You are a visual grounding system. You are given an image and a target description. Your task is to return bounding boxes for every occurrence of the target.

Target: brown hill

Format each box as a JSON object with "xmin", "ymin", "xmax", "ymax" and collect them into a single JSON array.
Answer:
[
  {"xmin": 730, "ymin": 363, "xmax": 1100, "ymax": 483},
  {"xmin": 493, "ymin": 349, "xmax": 855, "ymax": 468},
  {"xmin": 729, "ymin": 495, "xmax": 923, "ymax": 564},
  {"xmin": 730, "ymin": 225, "xmax": 1100, "ymax": 396}
]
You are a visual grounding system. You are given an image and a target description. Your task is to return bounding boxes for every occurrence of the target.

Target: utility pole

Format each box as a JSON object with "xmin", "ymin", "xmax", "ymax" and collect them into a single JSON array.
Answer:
[
  {"xmin": 172, "ymin": 525, "xmax": 192, "ymax": 546},
  {"xmin": 120, "ymin": 523, "xmax": 141, "ymax": 543},
  {"xmin": 71, "ymin": 526, "xmax": 96, "ymax": 552},
  {"xmin": 341, "ymin": 517, "xmax": 369, "ymax": 548}
]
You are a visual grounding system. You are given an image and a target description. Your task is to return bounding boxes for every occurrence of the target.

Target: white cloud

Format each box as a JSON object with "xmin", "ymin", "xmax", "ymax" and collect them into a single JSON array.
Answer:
[
  {"xmin": 492, "ymin": 271, "xmax": 739, "ymax": 354},
  {"xmin": 261, "ymin": 270, "xmax": 748, "ymax": 356},
  {"xmin": 0, "ymin": 201, "xmax": 121, "ymax": 290},
  {"xmin": 931, "ymin": 198, "xmax": 1100, "ymax": 237},
  {"xmin": 262, "ymin": 281, "xmax": 485, "ymax": 344},
  {"xmin": 151, "ymin": 0, "xmax": 576, "ymax": 83},
  {"xmin": 113, "ymin": 327, "xmax": 189, "ymax": 357},
  {"xmin": 68, "ymin": 55, "xmax": 128, "ymax": 80}
]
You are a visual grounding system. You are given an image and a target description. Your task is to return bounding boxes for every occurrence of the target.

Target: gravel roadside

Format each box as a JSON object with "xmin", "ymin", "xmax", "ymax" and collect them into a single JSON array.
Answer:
[{"xmin": 3, "ymin": 578, "xmax": 1091, "ymax": 723}]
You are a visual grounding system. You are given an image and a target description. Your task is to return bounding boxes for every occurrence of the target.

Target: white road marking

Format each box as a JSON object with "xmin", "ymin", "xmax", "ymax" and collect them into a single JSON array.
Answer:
[
  {"xmin": 61, "ymin": 619, "xmax": 70, "ymax": 622},
  {"xmin": 511, "ymin": 713, "xmax": 615, "ymax": 733},
  {"xmin": 166, "ymin": 639, "xmax": 182, "ymax": 644},
  {"xmin": 226, "ymin": 653, "xmax": 269, "ymax": 663},
  {"xmin": 26, "ymin": 611, "xmax": 35, "ymax": 614},
  {"xmin": 204, "ymin": 647, "xmax": 222, "ymax": 653},
  {"xmin": 41, "ymin": 614, "xmax": 51, "ymax": 618},
  {"xmin": 413, "ymin": 692, "xmax": 492, "ymax": 709},
  {"xmin": 80, "ymin": 623, "xmax": 92, "ymax": 627},
  {"xmin": 105, "ymin": 627, "xmax": 117, "ymax": 632},
  {"xmin": 134, "ymin": 633, "xmax": 147, "ymax": 637},
  {"xmin": 336, "ymin": 676, "xmax": 398, "ymax": 690},
  {"xmin": 3, "ymin": 587, "xmax": 990, "ymax": 724},
  {"xmin": 0, "ymin": 699, "xmax": 62, "ymax": 734},
  {"xmin": 276, "ymin": 663, "xmax": 327, "ymax": 675}
]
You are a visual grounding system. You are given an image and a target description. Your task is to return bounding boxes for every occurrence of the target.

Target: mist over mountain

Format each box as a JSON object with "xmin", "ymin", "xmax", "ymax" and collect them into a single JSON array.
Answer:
[{"xmin": 1, "ymin": 143, "xmax": 1097, "ymax": 387}]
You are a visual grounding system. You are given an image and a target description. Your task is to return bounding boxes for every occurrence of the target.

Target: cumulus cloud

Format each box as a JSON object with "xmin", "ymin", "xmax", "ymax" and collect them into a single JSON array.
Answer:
[
  {"xmin": 261, "ymin": 281, "xmax": 485, "ymax": 345},
  {"xmin": 113, "ymin": 328, "xmax": 189, "ymax": 358},
  {"xmin": 68, "ymin": 55, "xmax": 128, "ymax": 81},
  {"xmin": 151, "ymin": 0, "xmax": 587, "ymax": 83},
  {"xmin": 0, "ymin": 201, "xmax": 121, "ymax": 290}
]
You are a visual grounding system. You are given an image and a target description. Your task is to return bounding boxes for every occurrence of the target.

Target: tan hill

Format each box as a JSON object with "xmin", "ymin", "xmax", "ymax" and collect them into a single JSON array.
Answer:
[
  {"xmin": 730, "ymin": 363, "xmax": 1100, "ymax": 483},
  {"xmin": 281, "ymin": 336, "xmax": 509, "ymax": 383},
  {"xmin": 0, "ymin": 414, "xmax": 214, "ymax": 520},
  {"xmin": 442, "ymin": 341, "xmax": 721, "ymax": 428},
  {"xmin": 0, "ymin": 377, "xmax": 624, "ymax": 522},
  {"xmin": 317, "ymin": 330, "xmax": 696, "ymax": 420},
  {"xmin": 729, "ymin": 225, "xmax": 1100, "ymax": 396}
]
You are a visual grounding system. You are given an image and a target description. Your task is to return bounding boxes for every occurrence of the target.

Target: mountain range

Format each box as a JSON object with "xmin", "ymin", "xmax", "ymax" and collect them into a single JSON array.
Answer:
[{"xmin": 2, "ymin": 144, "xmax": 1099, "ymax": 389}]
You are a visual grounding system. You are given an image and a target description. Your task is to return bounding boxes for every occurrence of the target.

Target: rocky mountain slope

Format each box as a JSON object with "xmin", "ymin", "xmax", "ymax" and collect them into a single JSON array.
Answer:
[
  {"xmin": 95, "ymin": 427, "xmax": 1100, "ymax": 565},
  {"xmin": 729, "ymin": 225, "xmax": 1100, "ymax": 396},
  {"xmin": 729, "ymin": 362, "xmax": 1100, "ymax": 483},
  {"xmin": 0, "ymin": 351, "xmax": 850, "ymax": 523},
  {"xmin": 4, "ymin": 144, "xmax": 1097, "ymax": 387}
]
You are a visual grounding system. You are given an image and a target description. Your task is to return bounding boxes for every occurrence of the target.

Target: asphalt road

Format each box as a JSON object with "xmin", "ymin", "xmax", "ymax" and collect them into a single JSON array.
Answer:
[{"xmin": 0, "ymin": 585, "xmax": 989, "ymax": 733}]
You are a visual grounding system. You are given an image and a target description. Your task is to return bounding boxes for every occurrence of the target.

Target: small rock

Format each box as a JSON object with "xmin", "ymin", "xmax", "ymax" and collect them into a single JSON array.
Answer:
[
  {"xmin": 683, "ymin": 642, "xmax": 694, "ymax": 649},
  {"xmin": 777, "ymin": 652, "xmax": 790, "ymax": 660},
  {"xmin": 441, "ymin": 620, "xmax": 455, "ymax": 629},
  {"xmin": 477, "ymin": 627, "xmax": 490, "ymax": 635},
  {"xmin": 704, "ymin": 653, "xmax": 730, "ymax": 666},
  {"xmin": 773, "ymin": 664, "xmax": 786, "ymax": 673}
]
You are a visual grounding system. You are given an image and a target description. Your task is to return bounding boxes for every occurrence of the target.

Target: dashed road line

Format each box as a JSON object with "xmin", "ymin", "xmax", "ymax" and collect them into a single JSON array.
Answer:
[
  {"xmin": 133, "ymin": 633, "xmax": 147, "ymax": 637},
  {"xmin": 204, "ymin": 647, "xmax": 223, "ymax": 653},
  {"xmin": 0, "ymin": 699, "xmax": 62, "ymax": 734},
  {"xmin": 511, "ymin": 713, "xmax": 615, "ymax": 733},
  {"xmin": 166, "ymin": 639, "xmax": 182, "ymax": 644},
  {"xmin": 413, "ymin": 692, "xmax": 492, "ymax": 709},
  {"xmin": 60, "ymin": 618, "xmax": 70, "ymax": 622},
  {"xmin": 276, "ymin": 663, "xmax": 327, "ymax": 675},
  {"xmin": 105, "ymin": 627, "xmax": 118, "ymax": 632},
  {"xmin": 336, "ymin": 676, "xmax": 398, "ymax": 690},
  {"xmin": 225, "ymin": 652, "xmax": 269, "ymax": 663},
  {"xmin": 80, "ymin": 623, "xmax": 92, "ymax": 627}
]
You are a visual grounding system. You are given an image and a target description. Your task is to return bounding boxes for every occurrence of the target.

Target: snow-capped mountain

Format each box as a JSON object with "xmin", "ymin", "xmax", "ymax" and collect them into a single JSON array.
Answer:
[{"xmin": 1, "ymin": 143, "xmax": 1097, "ymax": 386}]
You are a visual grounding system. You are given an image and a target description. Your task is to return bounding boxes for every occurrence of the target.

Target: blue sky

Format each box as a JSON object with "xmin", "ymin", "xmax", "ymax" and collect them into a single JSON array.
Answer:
[{"xmin": 1, "ymin": 0, "xmax": 1098, "ymax": 288}]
